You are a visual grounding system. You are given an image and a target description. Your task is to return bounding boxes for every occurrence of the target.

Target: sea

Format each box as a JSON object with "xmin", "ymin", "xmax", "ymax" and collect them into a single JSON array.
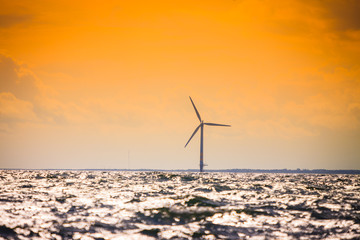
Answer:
[{"xmin": 0, "ymin": 170, "xmax": 359, "ymax": 239}]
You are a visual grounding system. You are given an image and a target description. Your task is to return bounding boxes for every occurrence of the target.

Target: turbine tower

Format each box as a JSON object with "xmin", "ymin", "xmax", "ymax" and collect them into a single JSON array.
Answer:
[{"xmin": 185, "ymin": 97, "xmax": 231, "ymax": 172}]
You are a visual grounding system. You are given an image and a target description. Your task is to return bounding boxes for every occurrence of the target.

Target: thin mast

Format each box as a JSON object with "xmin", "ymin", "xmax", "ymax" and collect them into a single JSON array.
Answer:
[
  {"xmin": 128, "ymin": 150, "xmax": 130, "ymax": 169},
  {"xmin": 200, "ymin": 123, "xmax": 204, "ymax": 172}
]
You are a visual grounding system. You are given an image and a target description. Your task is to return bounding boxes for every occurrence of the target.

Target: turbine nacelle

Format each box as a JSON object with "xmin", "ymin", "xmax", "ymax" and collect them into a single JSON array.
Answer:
[{"xmin": 184, "ymin": 121, "xmax": 230, "ymax": 148}]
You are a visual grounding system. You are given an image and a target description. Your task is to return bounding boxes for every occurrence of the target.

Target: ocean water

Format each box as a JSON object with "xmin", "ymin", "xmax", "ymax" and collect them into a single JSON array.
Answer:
[{"xmin": 0, "ymin": 170, "xmax": 359, "ymax": 239}]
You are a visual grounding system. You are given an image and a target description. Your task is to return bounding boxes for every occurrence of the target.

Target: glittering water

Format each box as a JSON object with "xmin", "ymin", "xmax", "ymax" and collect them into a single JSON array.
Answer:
[{"xmin": 0, "ymin": 170, "xmax": 359, "ymax": 239}]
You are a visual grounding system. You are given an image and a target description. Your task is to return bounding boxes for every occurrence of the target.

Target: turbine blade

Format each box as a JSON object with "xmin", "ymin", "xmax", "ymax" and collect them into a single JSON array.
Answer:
[
  {"xmin": 204, "ymin": 122, "xmax": 231, "ymax": 127},
  {"xmin": 184, "ymin": 124, "xmax": 202, "ymax": 148},
  {"xmin": 189, "ymin": 96, "xmax": 202, "ymax": 122}
]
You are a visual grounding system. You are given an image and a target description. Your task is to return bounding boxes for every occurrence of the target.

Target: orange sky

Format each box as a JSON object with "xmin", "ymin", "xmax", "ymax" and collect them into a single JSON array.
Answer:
[{"xmin": 1, "ymin": 0, "xmax": 360, "ymax": 169}]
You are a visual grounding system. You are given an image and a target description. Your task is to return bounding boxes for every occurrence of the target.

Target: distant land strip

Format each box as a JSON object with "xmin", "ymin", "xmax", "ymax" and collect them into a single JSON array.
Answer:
[{"xmin": 1, "ymin": 168, "xmax": 360, "ymax": 174}]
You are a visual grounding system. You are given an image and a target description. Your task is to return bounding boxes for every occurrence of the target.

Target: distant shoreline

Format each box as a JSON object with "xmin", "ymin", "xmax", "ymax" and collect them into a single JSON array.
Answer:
[{"xmin": 1, "ymin": 168, "xmax": 360, "ymax": 174}]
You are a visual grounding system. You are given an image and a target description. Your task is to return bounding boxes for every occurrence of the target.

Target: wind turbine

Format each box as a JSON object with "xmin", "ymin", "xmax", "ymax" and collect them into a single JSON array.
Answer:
[{"xmin": 184, "ymin": 97, "xmax": 231, "ymax": 172}]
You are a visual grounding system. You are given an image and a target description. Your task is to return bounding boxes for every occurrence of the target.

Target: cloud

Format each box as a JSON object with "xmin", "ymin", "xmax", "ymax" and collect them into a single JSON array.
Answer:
[
  {"xmin": 0, "ymin": 92, "xmax": 37, "ymax": 123},
  {"xmin": 0, "ymin": 14, "xmax": 33, "ymax": 28},
  {"xmin": 258, "ymin": 0, "xmax": 360, "ymax": 41},
  {"xmin": 349, "ymin": 103, "xmax": 360, "ymax": 122},
  {"xmin": 0, "ymin": 54, "xmax": 158, "ymax": 129},
  {"xmin": 316, "ymin": 0, "xmax": 360, "ymax": 31},
  {"xmin": 0, "ymin": 54, "xmax": 41, "ymax": 130},
  {"xmin": 246, "ymin": 118, "xmax": 316, "ymax": 139},
  {"xmin": 0, "ymin": 54, "xmax": 71, "ymax": 125},
  {"xmin": 0, "ymin": 54, "xmax": 40, "ymax": 101}
]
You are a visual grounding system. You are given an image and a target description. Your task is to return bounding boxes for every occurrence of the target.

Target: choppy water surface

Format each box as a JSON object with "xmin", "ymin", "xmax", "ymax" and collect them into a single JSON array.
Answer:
[{"xmin": 0, "ymin": 171, "xmax": 359, "ymax": 239}]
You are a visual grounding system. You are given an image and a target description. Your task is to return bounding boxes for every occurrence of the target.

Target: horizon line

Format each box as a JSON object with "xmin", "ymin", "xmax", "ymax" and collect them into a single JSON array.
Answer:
[{"xmin": 1, "ymin": 168, "xmax": 359, "ymax": 174}]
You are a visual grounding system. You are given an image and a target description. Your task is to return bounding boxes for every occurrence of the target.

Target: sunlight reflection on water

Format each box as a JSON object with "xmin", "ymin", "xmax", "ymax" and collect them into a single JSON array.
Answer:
[{"xmin": 0, "ymin": 170, "xmax": 359, "ymax": 239}]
